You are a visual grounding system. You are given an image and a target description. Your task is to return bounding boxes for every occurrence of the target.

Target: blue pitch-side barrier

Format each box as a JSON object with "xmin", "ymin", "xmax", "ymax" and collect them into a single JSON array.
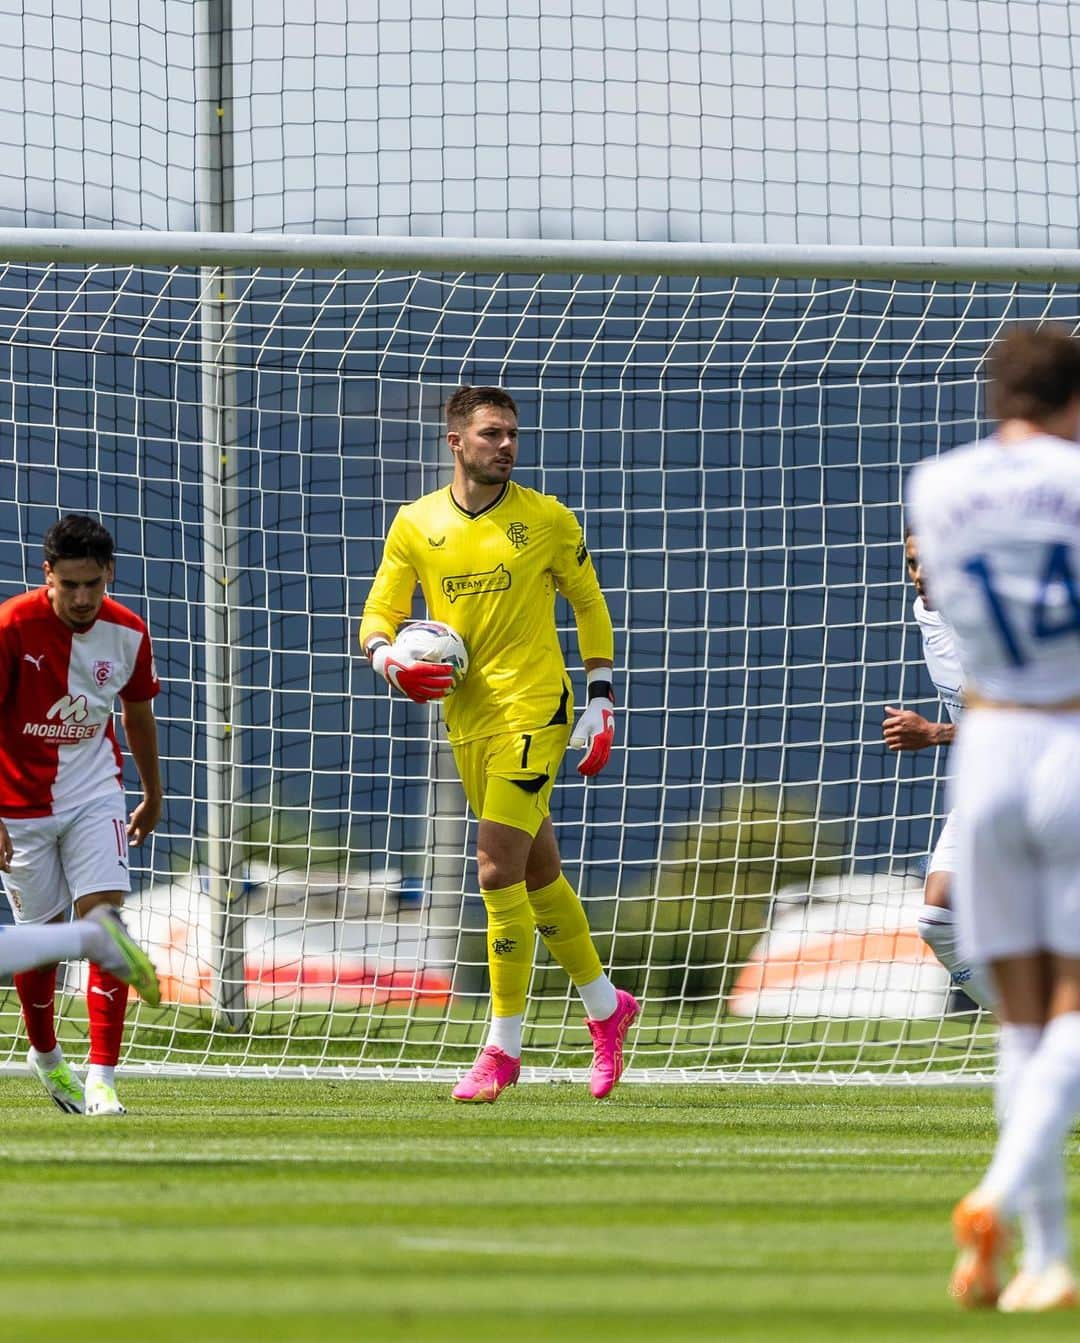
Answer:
[{"xmin": 0, "ymin": 266, "xmax": 1071, "ymax": 899}]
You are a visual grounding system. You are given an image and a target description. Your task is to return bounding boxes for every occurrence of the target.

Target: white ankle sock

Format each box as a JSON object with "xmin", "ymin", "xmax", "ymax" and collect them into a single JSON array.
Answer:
[
  {"xmin": 578, "ymin": 973, "xmax": 618, "ymax": 1021},
  {"xmin": 32, "ymin": 1044, "xmax": 63, "ymax": 1069},
  {"xmin": 916, "ymin": 904, "xmax": 995, "ymax": 1010},
  {"xmin": 86, "ymin": 1064, "xmax": 116, "ymax": 1088},
  {"xmin": 485, "ymin": 1014, "xmax": 522, "ymax": 1058}
]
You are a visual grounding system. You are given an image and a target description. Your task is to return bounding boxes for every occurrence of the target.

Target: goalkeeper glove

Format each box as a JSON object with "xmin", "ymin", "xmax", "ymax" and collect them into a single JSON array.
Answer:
[
  {"xmin": 570, "ymin": 677, "xmax": 615, "ymax": 776},
  {"xmin": 370, "ymin": 640, "xmax": 454, "ymax": 703}
]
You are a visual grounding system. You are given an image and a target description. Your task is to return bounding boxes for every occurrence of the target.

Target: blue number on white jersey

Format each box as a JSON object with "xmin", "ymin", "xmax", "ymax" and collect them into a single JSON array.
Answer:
[
  {"xmin": 1033, "ymin": 543, "xmax": 1080, "ymax": 641},
  {"xmin": 963, "ymin": 542, "xmax": 1080, "ymax": 668}
]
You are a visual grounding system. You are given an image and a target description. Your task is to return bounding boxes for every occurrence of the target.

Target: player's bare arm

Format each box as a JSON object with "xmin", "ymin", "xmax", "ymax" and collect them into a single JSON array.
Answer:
[
  {"xmin": 121, "ymin": 697, "xmax": 162, "ymax": 845},
  {"xmin": 882, "ymin": 706, "xmax": 956, "ymax": 751}
]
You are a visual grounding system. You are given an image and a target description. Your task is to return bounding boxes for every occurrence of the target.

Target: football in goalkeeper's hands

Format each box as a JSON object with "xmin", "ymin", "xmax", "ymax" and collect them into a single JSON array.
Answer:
[{"xmin": 397, "ymin": 620, "xmax": 469, "ymax": 691}]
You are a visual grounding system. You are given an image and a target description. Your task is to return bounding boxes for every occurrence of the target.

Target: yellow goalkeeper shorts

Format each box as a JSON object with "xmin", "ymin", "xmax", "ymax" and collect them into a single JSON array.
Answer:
[{"xmin": 452, "ymin": 723, "xmax": 571, "ymax": 837}]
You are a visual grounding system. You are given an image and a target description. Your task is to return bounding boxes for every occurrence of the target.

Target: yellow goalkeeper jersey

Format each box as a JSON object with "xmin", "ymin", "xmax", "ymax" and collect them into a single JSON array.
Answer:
[{"xmin": 359, "ymin": 481, "xmax": 614, "ymax": 744}]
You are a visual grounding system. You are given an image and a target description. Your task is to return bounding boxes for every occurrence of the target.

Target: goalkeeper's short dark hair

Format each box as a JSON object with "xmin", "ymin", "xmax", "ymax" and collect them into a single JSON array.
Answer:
[
  {"xmin": 43, "ymin": 514, "xmax": 115, "ymax": 569},
  {"xmin": 445, "ymin": 386, "xmax": 519, "ymax": 433},
  {"xmin": 988, "ymin": 323, "xmax": 1080, "ymax": 422}
]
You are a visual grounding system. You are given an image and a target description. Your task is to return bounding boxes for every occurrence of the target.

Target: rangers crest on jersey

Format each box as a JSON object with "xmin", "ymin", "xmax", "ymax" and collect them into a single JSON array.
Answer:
[{"xmin": 92, "ymin": 660, "xmax": 114, "ymax": 687}]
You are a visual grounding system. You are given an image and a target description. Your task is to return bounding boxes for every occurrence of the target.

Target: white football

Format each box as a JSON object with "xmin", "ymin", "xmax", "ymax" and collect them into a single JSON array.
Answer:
[{"xmin": 396, "ymin": 620, "xmax": 469, "ymax": 691}]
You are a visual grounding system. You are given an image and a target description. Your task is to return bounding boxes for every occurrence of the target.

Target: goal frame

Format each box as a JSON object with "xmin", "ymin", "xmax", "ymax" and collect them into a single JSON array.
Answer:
[
  {"xmin": 1, "ymin": 229, "xmax": 1075, "ymax": 1082},
  {"xmin": 6, "ymin": 229, "xmax": 1080, "ymax": 283}
]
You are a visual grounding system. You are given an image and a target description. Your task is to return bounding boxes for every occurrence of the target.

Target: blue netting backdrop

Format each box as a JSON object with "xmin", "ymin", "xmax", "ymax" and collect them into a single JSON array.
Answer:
[{"xmin": 0, "ymin": 264, "xmax": 1073, "ymax": 1020}]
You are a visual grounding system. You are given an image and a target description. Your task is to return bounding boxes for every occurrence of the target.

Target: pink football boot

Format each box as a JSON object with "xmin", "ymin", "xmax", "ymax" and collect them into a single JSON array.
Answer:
[
  {"xmin": 586, "ymin": 988, "xmax": 640, "ymax": 1098},
  {"xmin": 451, "ymin": 1046, "xmax": 521, "ymax": 1103}
]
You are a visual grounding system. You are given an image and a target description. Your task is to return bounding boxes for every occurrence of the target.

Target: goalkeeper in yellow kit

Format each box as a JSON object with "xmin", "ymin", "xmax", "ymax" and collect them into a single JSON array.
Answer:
[{"xmin": 359, "ymin": 386, "xmax": 638, "ymax": 1102}]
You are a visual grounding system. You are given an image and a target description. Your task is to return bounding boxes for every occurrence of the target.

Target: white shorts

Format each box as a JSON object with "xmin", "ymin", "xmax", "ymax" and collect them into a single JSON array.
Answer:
[
  {"xmin": 927, "ymin": 809, "xmax": 959, "ymax": 876},
  {"xmin": 949, "ymin": 708, "xmax": 1080, "ymax": 963},
  {"xmin": 1, "ymin": 792, "xmax": 131, "ymax": 924}
]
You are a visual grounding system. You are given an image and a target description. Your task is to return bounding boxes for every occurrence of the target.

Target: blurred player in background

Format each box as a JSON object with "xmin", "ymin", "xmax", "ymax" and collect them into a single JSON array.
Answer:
[
  {"xmin": 883, "ymin": 529, "xmax": 994, "ymax": 1011},
  {"xmin": 910, "ymin": 323, "xmax": 1080, "ymax": 1312},
  {"xmin": 360, "ymin": 386, "xmax": 638, "ymax": 1103},
  {"xmin": 0, "ymin": 515, "xmax": 163, "ymax": 1117}
]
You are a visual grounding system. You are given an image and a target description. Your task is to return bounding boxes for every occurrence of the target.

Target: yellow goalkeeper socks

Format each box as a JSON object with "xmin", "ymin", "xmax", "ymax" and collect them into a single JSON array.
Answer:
[
  {"xmin": 528, "ymin": 873, "xmax": 616, "ymax": 1018},
  {"xmin": 480, "ymin": 880, "xmax": 534, "ymax": 1020}
]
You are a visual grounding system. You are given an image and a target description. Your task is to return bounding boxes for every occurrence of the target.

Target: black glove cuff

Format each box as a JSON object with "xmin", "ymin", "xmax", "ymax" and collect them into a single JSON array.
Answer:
[{"xmin": 587, "ymin": 680, "xmax": 614, "ymax": 703}]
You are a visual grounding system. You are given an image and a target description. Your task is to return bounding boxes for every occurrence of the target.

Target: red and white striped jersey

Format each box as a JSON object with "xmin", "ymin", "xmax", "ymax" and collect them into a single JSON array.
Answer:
[{"xmin": 0, "ymin": 588, "xmax": 160, "ymax": 817}]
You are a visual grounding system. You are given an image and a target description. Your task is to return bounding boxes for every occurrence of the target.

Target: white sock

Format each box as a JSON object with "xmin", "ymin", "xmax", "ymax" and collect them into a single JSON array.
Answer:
[
  {"xmin": 1021, "ymin": 1149, "xmax": 1070, "ymax": 1274},
  {"xmin": 578, "ymin": 972, "xmax": 618, "ymax": 1022},
  {"xmin": 0, "ymin": 922, "xmax": 87, "ymax": 978},
  {"xmin": 995, "ymin": 1023, "xmax": 1068, "ymax": 1272},
  {"xmin": 980, "ymin": 1012, "xmax": 1080, "ymax": 1223},
  {"xmin": 485, "ymin": 1014, "xmax": 522, "ymax": 1058},
  {"xmin": 995, "ymin": 1022, "xmax": 1042, "ymax": 1124},
  {"xmin": 86, "ymin": 1064, "xmax": 116, "ymax": 1089},
  {"xmin": 916, "ymin": 904, "xmax": 996, "ymax": 1010},
  {"xmin": 31, "ymin": 1044, "xmax": 63, "ymax": 1069}
]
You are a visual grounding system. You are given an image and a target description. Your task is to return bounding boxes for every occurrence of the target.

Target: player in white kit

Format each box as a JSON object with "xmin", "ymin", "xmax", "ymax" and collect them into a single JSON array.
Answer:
[
  {"xmin": 883, "ymin": 530, "xmax": 993, "ymax": 1011},
  {"xmin": 0, "ymin": 516, "xmax": 163, "ymax": 1117},
  {"xmin": 909, "ymin": 324, "xmax": 1080, "ymax": 1312}
]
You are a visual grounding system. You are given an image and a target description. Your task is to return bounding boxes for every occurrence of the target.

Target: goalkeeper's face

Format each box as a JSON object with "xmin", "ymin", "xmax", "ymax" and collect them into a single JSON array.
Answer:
[{"xmin": 449, "ymin": 406, "xmax": 519, "ymax": 486}]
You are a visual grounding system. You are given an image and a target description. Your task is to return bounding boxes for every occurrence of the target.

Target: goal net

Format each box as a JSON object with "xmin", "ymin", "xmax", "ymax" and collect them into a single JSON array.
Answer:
[{"xmin": 0, "ymin": 235, "xmax": 1068, "ymax": 1081}]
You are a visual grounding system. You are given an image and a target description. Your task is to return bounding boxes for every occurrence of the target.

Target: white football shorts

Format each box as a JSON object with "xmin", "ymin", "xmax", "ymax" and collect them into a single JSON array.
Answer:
[
  {"xmin": 1, "ymin": 791, "xmax": 131, "ymax": 924},
  {"xmin": 949, "ymin": 708, "xmax": 1080, "ymax": 963},
  {"xmin": 927, "ymin": 809, "xmax": 959, "ymax": 876}
]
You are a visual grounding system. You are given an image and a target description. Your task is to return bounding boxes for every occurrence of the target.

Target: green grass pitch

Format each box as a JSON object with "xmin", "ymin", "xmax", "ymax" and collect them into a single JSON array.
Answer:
[{"xmin": 0, "ymin": 1078, "xmax": 1075, "ymax": 1342}]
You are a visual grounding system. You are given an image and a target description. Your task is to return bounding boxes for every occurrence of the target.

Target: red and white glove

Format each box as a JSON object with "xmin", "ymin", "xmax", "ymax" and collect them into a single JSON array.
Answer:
[
  {"xmin": 370, "ymin": 641, "xmax": 454, "ymax": 703},
  {"xmin": 570, "ymin": 677, "xmax": 615, "ymax": 776}
]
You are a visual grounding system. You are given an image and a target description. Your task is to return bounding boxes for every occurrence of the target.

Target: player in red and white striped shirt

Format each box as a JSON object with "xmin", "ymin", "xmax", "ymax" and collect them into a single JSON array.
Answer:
[{"xmin": 0, "ymin": 515, "xmax": 163, "ymax": 1117}]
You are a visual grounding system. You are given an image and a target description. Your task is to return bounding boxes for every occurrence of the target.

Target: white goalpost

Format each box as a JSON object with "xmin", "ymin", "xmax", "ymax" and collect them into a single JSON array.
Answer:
[{"xmin": 2, "ymin": 230, "xmax": 1079, "ymax": 1081}]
